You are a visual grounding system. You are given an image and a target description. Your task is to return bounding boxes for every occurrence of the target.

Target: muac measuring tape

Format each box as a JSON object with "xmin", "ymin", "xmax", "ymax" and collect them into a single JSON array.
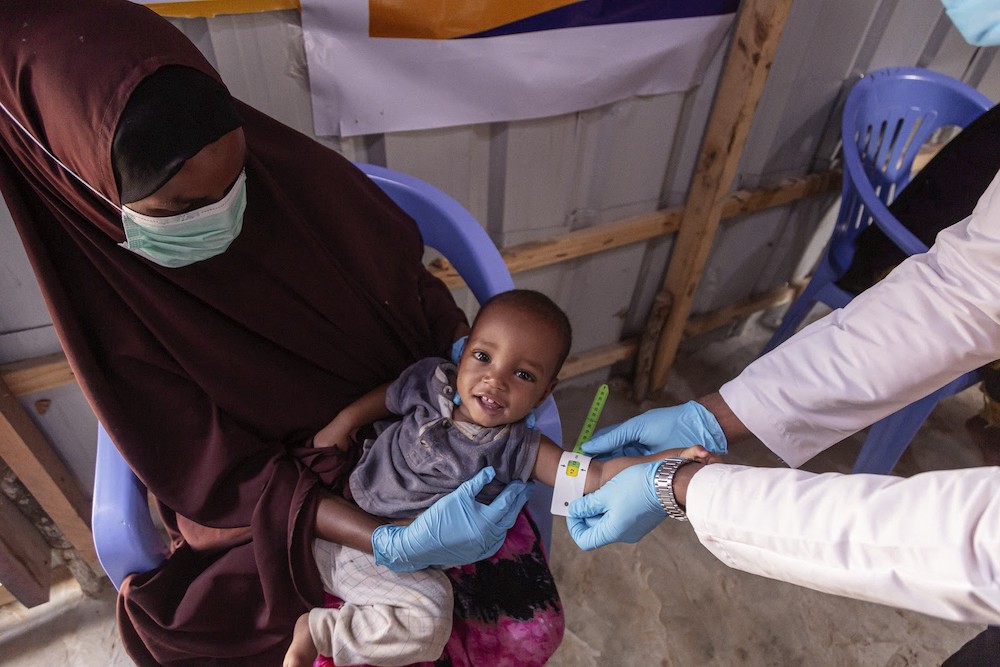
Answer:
[{"xmin": 551, "ymin": 384, "xmax": 608, "ymax": 515}]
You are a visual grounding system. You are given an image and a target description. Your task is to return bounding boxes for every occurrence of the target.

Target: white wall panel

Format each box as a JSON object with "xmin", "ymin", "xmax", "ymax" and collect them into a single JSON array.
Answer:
[
  {"xmin": 207, "ymin": 11, "xmax": 316, "ymax": 136},
  {"xmin": 0, "ymin": 205, "xmax": 50, "ymax": 338},
  {"xmin": 16, "ymin": 388, "xmax": 98, "ymax": 497},
  {"xmin": 383, "ymin": 126, "xmax": 493, "ymax": 224}
]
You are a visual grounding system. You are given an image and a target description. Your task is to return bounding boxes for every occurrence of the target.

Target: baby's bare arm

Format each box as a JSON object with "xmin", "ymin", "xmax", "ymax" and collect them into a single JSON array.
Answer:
[
  {"xmin": 532, "ymin": 439, "xmax": 721, "ymax": 494},
  {"xmin": 587, "ymin": 445, "xmax": 720, "ymax": 491},
  {"xmin": 314, "ymin": 382, "xmax": 392, "ymax": 449}
]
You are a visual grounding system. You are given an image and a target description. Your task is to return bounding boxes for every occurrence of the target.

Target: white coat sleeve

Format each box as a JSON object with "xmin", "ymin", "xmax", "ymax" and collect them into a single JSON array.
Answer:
[
  {"xmin": 721, "ymin": 167, "xmax": 1000, "ymax": 467},
  {"xmin": 687, "ymin": 463, "xmax": 1000, "ymax": 624}
]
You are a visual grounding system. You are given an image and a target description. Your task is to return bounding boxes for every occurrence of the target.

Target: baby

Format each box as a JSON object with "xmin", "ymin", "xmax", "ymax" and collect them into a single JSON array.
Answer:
[{"xmin": 284, "ymin": 289, "xmax": 718, "ymax": 666}]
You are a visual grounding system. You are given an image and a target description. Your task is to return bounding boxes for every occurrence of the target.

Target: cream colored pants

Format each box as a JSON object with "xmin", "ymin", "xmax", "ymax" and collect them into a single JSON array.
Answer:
[{"xmin": 310, "ymin": 539, "xmax": 453, "ymax": 666}]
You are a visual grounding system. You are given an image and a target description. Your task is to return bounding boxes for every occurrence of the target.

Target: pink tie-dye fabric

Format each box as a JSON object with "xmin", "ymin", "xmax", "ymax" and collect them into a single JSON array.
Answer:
[{"xmin": 314, "ymin": 510, "xmax": 563, "ymax": 666}]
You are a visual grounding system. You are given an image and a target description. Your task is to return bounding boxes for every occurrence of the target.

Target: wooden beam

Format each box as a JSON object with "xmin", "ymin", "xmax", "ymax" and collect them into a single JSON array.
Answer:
[
  {"xmin": 559, "ymin": 339, "xmax": 639, "ymax": 381},
  {"xmin": 0, "ymin": 491, "xmax": 52, "ymax": 607},
  {"xmin": 642, "ymin": 0, "xmax": 795, "ymax": 396},
  {"xmin": 683, "ymin": 278, "xmax": 809, "ymax": 339},
  {"xmin": 0, "ymin": 376, "xmax": 97, "ymax": 568},
  {"xmin": 429, "ymin": 169, "xmax": 840, "ymax": 289},
  {"xmin": 1, "ymin": 353, "xmax": 75, "ymax": 396},
  {"xmin": 720, "ymin": 171, "xmax": 841, "ymax": 220}
]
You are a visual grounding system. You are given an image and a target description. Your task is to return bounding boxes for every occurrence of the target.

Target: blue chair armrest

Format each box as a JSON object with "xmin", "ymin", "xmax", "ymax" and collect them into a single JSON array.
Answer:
[{"xmin": 92, "ymin": 423, "xmax": 167, "ymax": 590}]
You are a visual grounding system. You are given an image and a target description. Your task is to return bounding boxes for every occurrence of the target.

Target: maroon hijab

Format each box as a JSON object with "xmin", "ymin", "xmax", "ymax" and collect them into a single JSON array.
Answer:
[{"xmin": 0, "ymin": 1, "xmax": 466, "ymax": 663}]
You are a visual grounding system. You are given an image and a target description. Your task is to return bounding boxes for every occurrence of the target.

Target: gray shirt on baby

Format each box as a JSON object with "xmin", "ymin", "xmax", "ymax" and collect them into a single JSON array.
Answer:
[{"xmin": 348, "ymin": 357, "xmax": 541, "ymax": 519}]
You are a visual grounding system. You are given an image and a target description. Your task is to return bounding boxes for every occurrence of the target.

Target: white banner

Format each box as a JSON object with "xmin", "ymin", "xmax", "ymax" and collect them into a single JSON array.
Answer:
[{"xmin": 301, "ymin": 0, "xmax": 736, "ymax": 137}]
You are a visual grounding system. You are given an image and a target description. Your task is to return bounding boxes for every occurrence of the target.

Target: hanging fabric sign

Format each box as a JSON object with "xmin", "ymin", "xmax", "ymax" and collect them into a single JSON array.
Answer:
[{"xmin": 300, "ymin": 0, "xmax": 738, "ymax": 137}]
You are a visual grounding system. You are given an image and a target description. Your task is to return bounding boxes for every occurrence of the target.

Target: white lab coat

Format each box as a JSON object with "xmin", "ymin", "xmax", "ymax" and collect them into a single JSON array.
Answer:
[{"xmin": 689, "ymin": 167, "xmax": 1000, "ymax": 624}]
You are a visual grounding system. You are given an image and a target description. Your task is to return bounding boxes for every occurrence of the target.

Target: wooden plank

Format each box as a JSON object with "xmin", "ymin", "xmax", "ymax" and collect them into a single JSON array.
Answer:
[
  {"xmin": 683, "ymin": 278, "xmax": 808, "ymax": 339},
  {"xmin": 427, "ymin": 170, "xmax": 838, "ymax": 288},
  {"xmin": 720, "ymin": 171, "xmax": 841, "ymax": 219},
  {"xmin": 644, "ymin": 0, "xmax": 796, "ymax": 395},
  {"xmin": 1, "ymin": 353, "xmax": 75, "ymax": 396},
  {"xmin": 559, "ymin": 339, "xmax": 639, "ymax": 381},
  {"xmin": 0, "ymin": 376, "xmax": 97, "ymax": 568},
  {"xmin": 0, "ymin": 492, "xmax": 51, "ymax": 608}
]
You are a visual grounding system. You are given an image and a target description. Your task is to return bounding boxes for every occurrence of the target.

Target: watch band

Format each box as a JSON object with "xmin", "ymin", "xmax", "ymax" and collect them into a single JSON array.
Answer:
[{"xmin": 653, "ymin": 457, "xmax": 700, "ymax": 522}]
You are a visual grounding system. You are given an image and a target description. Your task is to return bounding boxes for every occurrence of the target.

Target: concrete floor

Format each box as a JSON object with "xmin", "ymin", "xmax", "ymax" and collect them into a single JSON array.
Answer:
[{"xmin": 0, "ymin": 314, "xmax": 989, "ymax": 665}]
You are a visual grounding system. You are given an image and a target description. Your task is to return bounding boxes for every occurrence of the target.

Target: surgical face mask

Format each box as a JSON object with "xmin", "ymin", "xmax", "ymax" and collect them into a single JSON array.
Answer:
[{"xmin": 120, "ymin": 171, "xmax": 247, "ymax": 268}]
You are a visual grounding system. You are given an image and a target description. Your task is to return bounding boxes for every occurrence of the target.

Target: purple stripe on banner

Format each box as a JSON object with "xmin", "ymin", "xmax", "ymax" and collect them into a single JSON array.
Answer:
[{"xmin": 461, "ymin": 0, "xmax": 739, "ymax": 39}]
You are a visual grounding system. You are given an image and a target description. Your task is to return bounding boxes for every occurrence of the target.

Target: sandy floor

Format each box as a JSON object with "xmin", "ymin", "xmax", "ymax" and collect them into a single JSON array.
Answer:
[{"xmin": 0, "ymin": 315, "xmax": 989, "ymax": 665}]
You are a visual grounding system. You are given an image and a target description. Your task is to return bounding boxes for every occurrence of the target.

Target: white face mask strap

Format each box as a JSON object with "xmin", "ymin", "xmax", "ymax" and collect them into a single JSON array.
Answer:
[
  {"xmin": 0, "ymin": 97, "xmax": 120, "ymax": 212},
  {"xmin": 550, "ymin": 451, "xmax": 592, "ymax": 516}
]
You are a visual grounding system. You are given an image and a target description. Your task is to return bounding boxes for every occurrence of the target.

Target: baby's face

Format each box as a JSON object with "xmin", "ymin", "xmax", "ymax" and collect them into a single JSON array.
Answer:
[{"xmin": 454, "ymin": 306, "xmax": 560, "ymax": 428}]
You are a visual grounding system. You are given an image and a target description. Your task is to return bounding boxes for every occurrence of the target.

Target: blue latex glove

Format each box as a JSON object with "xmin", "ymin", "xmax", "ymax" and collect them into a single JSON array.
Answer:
[
  {"xmin": 582, "ymin": 400, "xmax": 727, "ymax": 459},
  {"xmin": 450, "ymin": 336, "xmax": 468, "ymax": 364},
  {"xmin": 566, "ymin": 461, "xmax": 665, "ymax": 550},
  {"xmin": 941, "ymin": 0, "xmax": 1000, "ymax": 46},
  {"xmin": 372, "ymin": 466, "xmax": 531, "ymax": 572}
]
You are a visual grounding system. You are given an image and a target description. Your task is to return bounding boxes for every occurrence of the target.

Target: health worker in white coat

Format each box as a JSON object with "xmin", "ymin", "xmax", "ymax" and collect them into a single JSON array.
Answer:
[
  {"xmin": 569, "ymin": 157, "xmax": 1000, "ymax": 666},
  {"xmin": 568, "ymin": 5, "xmax": 1000, "ymax": 665},
  {"xmin": 568, "ymin": 112, "xmax": 1000, "ymax": 665}
]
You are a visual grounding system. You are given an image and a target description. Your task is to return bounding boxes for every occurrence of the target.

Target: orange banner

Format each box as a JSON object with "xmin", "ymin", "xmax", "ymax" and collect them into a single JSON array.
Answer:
[
  {"xmin": 369, "ymin": 0, "xmax": 579, "ymax": 39},
  {"xmin": 143, "ymin": 0, "xmax": 300, "ymax": 18}
]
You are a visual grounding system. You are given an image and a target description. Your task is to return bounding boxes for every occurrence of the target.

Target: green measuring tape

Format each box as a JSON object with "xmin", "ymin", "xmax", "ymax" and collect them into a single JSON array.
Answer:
[{"xmin": 573, "ymin": 383, "xmax": 609, "ymax": 453}]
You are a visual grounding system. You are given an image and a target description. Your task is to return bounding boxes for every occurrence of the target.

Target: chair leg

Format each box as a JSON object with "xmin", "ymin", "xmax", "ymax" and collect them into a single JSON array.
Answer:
[
  {"xmin": 852, "ymin": 371, "xmax": 982, "ymax": 474},
  {"xmin": 852, "ymin": 394, "xmax": 940, "ymax": 474}
]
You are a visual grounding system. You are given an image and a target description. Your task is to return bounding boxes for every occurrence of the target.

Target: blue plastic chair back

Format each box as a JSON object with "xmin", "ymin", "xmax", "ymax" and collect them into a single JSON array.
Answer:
[
  {"xmin": 93, "ymin": 164, "xmax": 561, "ymax": 589},
  {"xmin": 831, "ymin": 67, "xmax": 994, "ymax": 274},
  {"xmin": 760, "ymin": 67, "xmax": 992, "ymax": 474}
]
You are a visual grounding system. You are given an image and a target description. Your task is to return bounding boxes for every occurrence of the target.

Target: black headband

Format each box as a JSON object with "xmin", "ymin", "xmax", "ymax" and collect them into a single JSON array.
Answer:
[{"xmin": 112, "ymin": 65, "xmax": 242, "ymax": 203}]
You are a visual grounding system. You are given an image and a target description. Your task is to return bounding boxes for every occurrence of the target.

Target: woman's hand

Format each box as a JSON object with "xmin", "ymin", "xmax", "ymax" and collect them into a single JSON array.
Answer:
[{"xmin": 371, "ymin": 466, "xmax": 531, "ymax": 572}]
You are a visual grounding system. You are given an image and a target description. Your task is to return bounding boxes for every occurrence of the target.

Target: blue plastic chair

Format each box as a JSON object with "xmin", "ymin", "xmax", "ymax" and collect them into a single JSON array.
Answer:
[
  {"xmin": 93, "ymin": 163, "xmax": 560, "ymax": 590},
  {"xmin": 761, "ymin": 67, "xmax": 993, "ymax": 474}
]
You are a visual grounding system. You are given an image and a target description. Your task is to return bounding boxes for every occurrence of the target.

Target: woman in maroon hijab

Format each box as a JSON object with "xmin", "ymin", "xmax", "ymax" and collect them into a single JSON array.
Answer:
[{"xmin": 0, "ymin": 1, "xmax": 563, "ymax": 664}]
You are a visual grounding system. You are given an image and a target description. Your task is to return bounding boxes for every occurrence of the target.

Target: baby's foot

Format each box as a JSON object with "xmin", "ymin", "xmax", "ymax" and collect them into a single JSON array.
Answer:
[{"xmin": 283, "ymin": 613, "xmax": 318, "ymax": 667}]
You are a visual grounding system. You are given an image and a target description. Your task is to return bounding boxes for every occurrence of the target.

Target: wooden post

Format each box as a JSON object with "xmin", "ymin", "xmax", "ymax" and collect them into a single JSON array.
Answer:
[
  {"xmin": 0, "ymin": 492, "xmax": 52, "ymax": 607},
  {"xmin": 641, "ymin": 0, "xmax": 795, "ymax": 395},
  {"xmin": 0, "ymin": 376, "xmax": 97, "ymax": 568}
]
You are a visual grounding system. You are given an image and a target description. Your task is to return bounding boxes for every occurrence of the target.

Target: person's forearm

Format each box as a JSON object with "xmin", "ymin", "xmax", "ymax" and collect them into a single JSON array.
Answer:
[
  {"xmin": 696, "ymin": 392, "xmax": 752, "ymax": 447},
  {"xmin": 684, "ymin": 464, "xmax": 1000, "ymax": 624},
  {"xmin": 587, "ymin": 451, "xmax": 664, "ymax": 493},
  {"xmin": 717, "ymin": 189, "xmax": 1000, "ymax": 466}
]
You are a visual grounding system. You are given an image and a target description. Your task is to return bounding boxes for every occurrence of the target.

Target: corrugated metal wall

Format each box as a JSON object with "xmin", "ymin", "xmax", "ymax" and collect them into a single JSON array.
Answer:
[{"xmin": 1, "ymin": 0, "xmax": 998, "ymax": 493}]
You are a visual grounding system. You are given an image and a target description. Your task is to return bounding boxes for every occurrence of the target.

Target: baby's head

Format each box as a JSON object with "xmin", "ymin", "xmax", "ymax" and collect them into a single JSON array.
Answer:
[{"xmin": 454, "ymin": 290, "xmax": 572, "ymax": 428}]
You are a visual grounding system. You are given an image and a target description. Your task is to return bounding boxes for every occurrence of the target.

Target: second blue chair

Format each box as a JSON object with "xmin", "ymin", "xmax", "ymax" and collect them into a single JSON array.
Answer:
[{"xmin": 761, "ymin": 67, "xmax": 993, "ymax": 474}]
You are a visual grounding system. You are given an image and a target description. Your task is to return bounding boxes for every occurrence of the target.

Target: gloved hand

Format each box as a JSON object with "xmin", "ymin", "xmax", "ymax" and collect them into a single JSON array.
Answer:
[
  {"xmin": 372, "ymin": 466, "xmax": 531, "ymax": 572},
  {"xmin": 450, "ymin": 336, "xmax": 467, "ymax": 363},
  {"xmin": 582, "ymin": 400, "xmax": 727, "ymax": 459},
  {"xmin": 566, "ymin": 461, "xmax": 665, "ymax": 550}
]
